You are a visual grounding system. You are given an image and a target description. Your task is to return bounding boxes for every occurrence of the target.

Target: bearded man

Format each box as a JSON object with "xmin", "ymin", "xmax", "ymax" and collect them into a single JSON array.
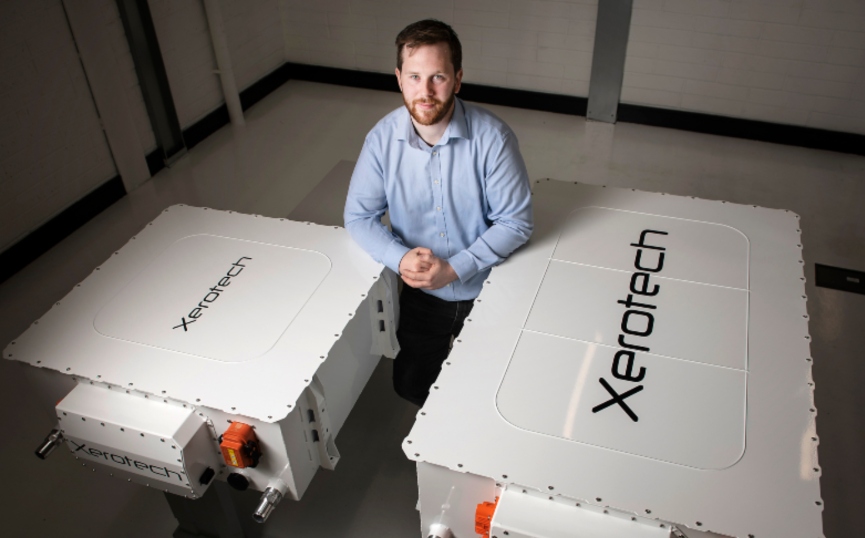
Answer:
[{"xmin": 344, "ymin": 19, "xmax": 533, "ymax": 406}]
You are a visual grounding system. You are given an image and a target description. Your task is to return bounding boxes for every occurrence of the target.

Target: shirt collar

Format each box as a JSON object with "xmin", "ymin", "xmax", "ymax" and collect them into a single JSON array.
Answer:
[{"xmin": 397, "ymin": 97, "xmax": 469, "ymax": 149}]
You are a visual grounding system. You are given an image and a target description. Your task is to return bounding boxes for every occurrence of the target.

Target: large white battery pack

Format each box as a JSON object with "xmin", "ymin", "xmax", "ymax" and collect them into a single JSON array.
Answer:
[
  {"xmin": 405, "ymin": 181, "xmax": 822, "ymax": 538},
  {"xmin": 4, "ymin": 205, "xmax": 397, "ymax": 507}
]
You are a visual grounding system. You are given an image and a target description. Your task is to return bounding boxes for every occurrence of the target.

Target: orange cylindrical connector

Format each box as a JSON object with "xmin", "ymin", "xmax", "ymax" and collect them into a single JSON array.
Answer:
[
  {"xmin": 474, "ymin": 497, "xmax": 499, "ymax": 538},
  {"xmin": 219, "ymin": 422, "xmax": 261, "ymax": 468}
]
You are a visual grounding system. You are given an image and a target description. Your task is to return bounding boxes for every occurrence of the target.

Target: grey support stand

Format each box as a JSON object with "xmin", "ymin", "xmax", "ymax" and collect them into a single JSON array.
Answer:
[{"xmin": 167, "ymin": 482, "xmax": 246, "ymax": 538}]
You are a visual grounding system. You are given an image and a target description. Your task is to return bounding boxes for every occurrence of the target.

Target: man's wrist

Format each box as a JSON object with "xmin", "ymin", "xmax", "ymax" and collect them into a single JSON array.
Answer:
[{"xmin": 385, "ymin": 243, "xmax": 411, "ymax": 275}]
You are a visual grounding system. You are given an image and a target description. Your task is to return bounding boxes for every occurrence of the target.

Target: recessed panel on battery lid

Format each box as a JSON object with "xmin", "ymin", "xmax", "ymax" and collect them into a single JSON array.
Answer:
[
  {"xmin": 524, "ymin": 262, "xmax": 748, "ymax": 370},
  {"xmin": 553, "ymin": 207, "xmax": 749, "ymax": 289},
  {"xmin": 496, "ymin": 331, "xmax": 747, "ymax": 469},
  {"xmin": 95, "ymin": 234, "xmax": 331, "ymax": 362}
]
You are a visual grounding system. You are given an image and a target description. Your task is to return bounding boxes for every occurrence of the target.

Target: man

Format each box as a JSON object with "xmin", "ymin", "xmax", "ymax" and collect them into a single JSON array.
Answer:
[{"xmin": 344, "ymin": 19, "xmax": 533, "ymax": 406}]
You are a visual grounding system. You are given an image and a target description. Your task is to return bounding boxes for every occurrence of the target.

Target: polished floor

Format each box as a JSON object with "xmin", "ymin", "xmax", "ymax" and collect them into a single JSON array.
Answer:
[{"xmin": 0, "ymin": 81, "xmax": 863, "ymax": 537}]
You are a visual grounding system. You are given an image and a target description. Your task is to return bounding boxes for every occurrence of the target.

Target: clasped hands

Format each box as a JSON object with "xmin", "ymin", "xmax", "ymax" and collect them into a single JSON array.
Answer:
[{"xmin": 398, "ymin": 247, "xmax": 458, "ymax": 290}]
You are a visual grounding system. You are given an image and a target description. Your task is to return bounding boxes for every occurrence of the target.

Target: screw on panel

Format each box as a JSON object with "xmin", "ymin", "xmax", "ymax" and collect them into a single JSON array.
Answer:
[
  {"xmin": 414, "ymin": 453, "xmax": 419, "ymax": 457},
  {"xmin": 696, "ymin": 522, "xmax": 702, "ymax": 526},
  {"xmin": 645, "ymin": 509, "xmax": 651, "ymax": 514},
  {"xmin": 502, "ymin": 475, "xmax": 508, "ymax": 479}
]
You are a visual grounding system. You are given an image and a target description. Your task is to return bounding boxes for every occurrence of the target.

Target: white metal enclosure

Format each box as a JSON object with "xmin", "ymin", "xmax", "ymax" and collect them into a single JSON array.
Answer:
[
  {"xmin": 4, "ymin": 205, "xmax": 398, "ymax": 521},
  {"xmin": 406, "ymin": 181, "xmax": 822, "ymax": 538}
]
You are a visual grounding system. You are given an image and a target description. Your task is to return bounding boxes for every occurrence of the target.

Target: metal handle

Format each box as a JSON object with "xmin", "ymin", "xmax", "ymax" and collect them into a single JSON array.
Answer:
[
  {"xmin": 35, "ymin": 429, "xmax": 63, "ymax": 460},
  {"xmin": 252, "ymin": 486, "xmax": 283, "ymax": 523}
]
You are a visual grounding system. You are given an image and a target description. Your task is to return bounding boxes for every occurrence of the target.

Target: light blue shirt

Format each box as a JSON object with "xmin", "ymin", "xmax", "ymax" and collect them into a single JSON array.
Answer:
[{"xmin": 344, "ymin": 98, "xmax": 533, "ymax": 301}]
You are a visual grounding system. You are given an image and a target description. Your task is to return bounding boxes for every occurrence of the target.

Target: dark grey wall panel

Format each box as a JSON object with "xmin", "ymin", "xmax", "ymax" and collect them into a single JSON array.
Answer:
[{"xmin": 587, "ymin": 0, "xmax": 633, "ymax": 123}]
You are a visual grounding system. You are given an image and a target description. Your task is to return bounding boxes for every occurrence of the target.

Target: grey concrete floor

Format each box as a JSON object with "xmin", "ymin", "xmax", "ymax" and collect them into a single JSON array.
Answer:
[{"xmin": 0, "ymin": 81, "xmax": 863, "ymax": 537}]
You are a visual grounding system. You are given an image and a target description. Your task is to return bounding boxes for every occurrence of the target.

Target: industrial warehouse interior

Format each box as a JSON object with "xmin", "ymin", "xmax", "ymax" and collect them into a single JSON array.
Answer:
[{"xmin": 0, "ymin": 1, "xmax": 863, "ymax": 537}]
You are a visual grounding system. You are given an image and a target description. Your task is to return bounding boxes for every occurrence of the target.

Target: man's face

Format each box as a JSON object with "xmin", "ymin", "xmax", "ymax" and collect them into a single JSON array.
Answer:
[{"xmin": 396, "ymin": 42, "xmax": 463, "ymax": 127}]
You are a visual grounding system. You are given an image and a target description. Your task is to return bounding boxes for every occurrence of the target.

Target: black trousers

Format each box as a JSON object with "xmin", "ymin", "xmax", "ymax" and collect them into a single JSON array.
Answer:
[{"xmin": 393, "ymin": 285, "xmax": 475, "ymax": 406}]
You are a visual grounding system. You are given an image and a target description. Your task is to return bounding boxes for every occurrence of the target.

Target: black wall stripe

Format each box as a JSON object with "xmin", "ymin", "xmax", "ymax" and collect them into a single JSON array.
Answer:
[
  {"xmin": 182, "ymin": 105, "xmax": 230, "ymax": 150},
  {"xmin": 0, "ymin": 176, "xmax": 126, "ymax": 285},
  {"xmin": 7, "ymin": 60, "xmax": 861, "ymax": 285},
  {"xmin": 145, "ymin": 148, "xmax": 164, "ymax": 177},
  {"xmin": 240, "ymin": 64, "xmax": 292, "ymax": 111},
  {"xmin": 283, "ymin": 62, "xmax": 862, "ymax": 156},
  {"xmin": 816, "ymin": 264, "xmax": 865, "ymax": 295},
  {"xmin": 617, "ymin": 104, "xmax": 865, "ymax": 156}
]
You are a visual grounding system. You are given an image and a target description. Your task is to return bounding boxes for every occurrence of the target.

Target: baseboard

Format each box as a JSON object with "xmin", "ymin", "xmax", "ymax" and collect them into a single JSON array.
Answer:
[
  {"xmin": 284, "ymin": 61, "xmax": 863, "ymax": 156},
  {"xmin": 617, "ymin": 104, "xmax": 865, "ymax": 156},
  {"xmin": 0, "ymin": 176, "xmax": 127, "ymax": 285},
  {"xmin": 145, "ymin": 148, "xmax": 164, "ymax": 177}
]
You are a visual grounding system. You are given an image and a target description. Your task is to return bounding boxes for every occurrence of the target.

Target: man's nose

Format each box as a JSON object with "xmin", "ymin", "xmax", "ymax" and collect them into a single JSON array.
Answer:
[{"xmin": 424, "ymin": 78, "xmax": 435, "ymax": 94}]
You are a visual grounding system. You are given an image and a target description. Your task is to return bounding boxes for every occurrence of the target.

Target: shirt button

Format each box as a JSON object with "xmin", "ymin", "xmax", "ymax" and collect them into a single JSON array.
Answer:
[
  {"xmin": 436, "ymin": 206, "xmax": 441, "ymax": 211},
  {"xmin": 434, "ymin": 180, "xmax": 439, "ymax": 184},
  {"xmin": 440, "ymin": 232, "xmax": 445, "ymax": 237},
  {"xmin": 432, "ymin": 151, "xmax": 437, "ymax": 156}
]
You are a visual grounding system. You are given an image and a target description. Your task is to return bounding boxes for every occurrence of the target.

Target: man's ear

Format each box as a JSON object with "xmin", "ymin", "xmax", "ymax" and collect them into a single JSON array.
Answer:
[
  {"xmin": 395, "ymin": 68, "xmax": 402, "ymax": 92},
  {"xmin": 454, "ymin": 69, "xmax": 463, "ymax": 94}
]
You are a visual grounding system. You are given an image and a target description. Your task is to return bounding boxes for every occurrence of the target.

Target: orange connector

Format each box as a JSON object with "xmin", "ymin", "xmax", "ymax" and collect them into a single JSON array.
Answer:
[
  {"xmin": 219, "ymin": 422, "xmax": 261, "ymax": 468},
  {"xmin": 475, "ymin": 497, "xmax": 499, "ymax": 538}
]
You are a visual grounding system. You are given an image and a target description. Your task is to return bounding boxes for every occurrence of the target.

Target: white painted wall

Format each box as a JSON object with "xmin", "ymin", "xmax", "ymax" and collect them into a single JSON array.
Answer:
[
  {"xmin": 222, "ymin": 0, "xmax": 285, "ymax": 92},
  {"xmin": 149, "ymin": 0, "xmax": 286, "ymax": 129},
  {"xmin": 278, "ymin": 0, "xmax": 599, "ymax": 96},
  {"xmin": 103, "ymin": 3, "xmax": 157, "ymax": 154},
  {"xmin": 623, "ymin": 0, "xmax": 865, "ymax": 134},
  {"xmin": 0, "ymin": 0, "xmax": 152, "ymax": 253},
  {"xmin": 149, "ymin": 0, "xmax": 223, "ymax": 128}
]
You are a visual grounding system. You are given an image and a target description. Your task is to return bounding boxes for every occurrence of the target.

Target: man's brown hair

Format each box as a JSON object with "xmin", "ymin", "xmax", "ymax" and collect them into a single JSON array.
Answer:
[{"xmin": 395, "ymin": 19, "xmax": 462, "ymax": 73}]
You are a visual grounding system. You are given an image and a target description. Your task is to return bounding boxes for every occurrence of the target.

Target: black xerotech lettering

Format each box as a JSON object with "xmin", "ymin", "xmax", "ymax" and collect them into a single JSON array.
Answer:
[
  {"xmin": 593, "ymin": 229, "xmax": 668, "ymax": 422},
  {"xmin": 173, "ymin": 256, "xmax": 252, "ymax": 331},
  {"xmin": 68, "ymin": 440, "xmax": 184, "ymax": 481}
]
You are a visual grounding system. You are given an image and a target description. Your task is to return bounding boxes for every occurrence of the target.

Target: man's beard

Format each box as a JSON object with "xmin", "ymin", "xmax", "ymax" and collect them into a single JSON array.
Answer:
[{"xmin": 405, "ymin": 91, "xmax": 456, "ymax": 126}]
